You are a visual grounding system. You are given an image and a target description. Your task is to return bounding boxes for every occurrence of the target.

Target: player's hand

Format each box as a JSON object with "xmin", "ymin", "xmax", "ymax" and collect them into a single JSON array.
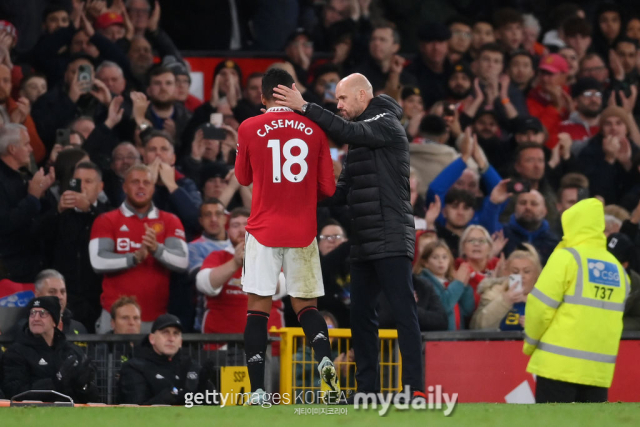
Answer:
[
  {"xmin": 142, "ymin": 223, "xmax": 159, "ymax": 253},
  {"xmin": 233, "ymin": 241, "xmax": 245, "ymax": 266},
  {"xmin": 273, "ymin": 83, "xmax": 306, "ymax": 112}
]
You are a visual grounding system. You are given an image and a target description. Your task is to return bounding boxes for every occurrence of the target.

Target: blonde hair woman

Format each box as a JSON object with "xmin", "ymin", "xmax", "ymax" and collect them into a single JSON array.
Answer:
[
  {"xmin": 456, "ymin": 225, "xmax": 501, "ymax": 306},
  {"xmin": 470, "ymin": 244, "xmax": 542, "ymax": 330}
]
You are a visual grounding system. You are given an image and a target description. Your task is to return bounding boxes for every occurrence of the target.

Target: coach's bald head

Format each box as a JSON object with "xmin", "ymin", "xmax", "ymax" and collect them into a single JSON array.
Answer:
[{"xmin": 336, "ymin": 73, "xmax": 374, "ymax": 120}]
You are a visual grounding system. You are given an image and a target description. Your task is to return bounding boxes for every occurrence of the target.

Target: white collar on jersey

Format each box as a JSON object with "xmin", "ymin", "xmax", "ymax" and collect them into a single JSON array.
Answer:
[
  {"xmin": 266, "ymin": 107, "xmax": 294, "ymax": 113},
  {"xmin": 120, "ymin": 202, "xmax": 159, "ymax": 219}
]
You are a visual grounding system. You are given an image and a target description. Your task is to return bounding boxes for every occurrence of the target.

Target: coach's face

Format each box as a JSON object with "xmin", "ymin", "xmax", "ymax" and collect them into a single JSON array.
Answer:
[{"xmin": 336, "ymin": 80, "xmax": 365, "ymax": 121}]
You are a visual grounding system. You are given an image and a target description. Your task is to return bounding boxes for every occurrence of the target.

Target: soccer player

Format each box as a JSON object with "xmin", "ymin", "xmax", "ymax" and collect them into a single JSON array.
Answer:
[{"xmin": 235, "ymin": 68, "xmax": 337, "ymax": 405}]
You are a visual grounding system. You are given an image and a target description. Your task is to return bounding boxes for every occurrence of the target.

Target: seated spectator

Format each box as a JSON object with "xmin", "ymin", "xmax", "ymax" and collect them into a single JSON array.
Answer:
[
  {"xmin": 414, "ymin": 240, "xmax": 474, "ymax": 330},
  {"xmin": 145, "ymin": 66, "xmax": 192, "ymax": 149},
  {"xmin": 487, "ymin": 186, "xmax": 560, "ymax": 264},
  {"xmin": 90, "ymin": 164, "xmax": 188, "ymax": 333},
  {"xmin": 1, "ymin": 297, "xmax": 98, "ymax": 402},
  {"xmin": 31, "ymin": 55, "xmax": 109, "ymax": 151},
  {"xmin": 447, "ymin": 16, "xmax": 472, "ymax": 65},
  {"xmin": 141, "ymin": 130, "xmax": 202, "ymax": 240},
  {"xmin": 471, "ymin": 244, "xmax": 542, "ymax": 330},
  {"xmin": 526, "ymin": 54, "xmax": 570, "ymax": 149},
  {"xmin": 606, "ymin": 233, "xmax": 640, "ymax": 331},
  {"xmin": 507, "ymin": 50, "xmax": 535, "ymax": 95},
  {"xmin": 36, "ymin": 162, "xmax": 109, "ymax": 331},
  {"xmin": 33, "ymin": 269, "xmax": 87, "ymax": 335},
  {"xmin": 0, "ymin": 63, "xmax": 46, "ymax": 164},
  {"xmin": 19, "ymin": 73, "xmax": 48, "ymax": 105},
  {"xmin": 110, "ymin": 296, "xmax": 142, "ymax": 335},
  {"xmin": 456, "ymin": 225, "xmax": 500, "ymax": 304},
  {"xmin": 493, "ymin": 8, "xmax": 525, "ymax": 55},
  {"xmin": 469, "ymin": 18, "xmax": 495, "ymax": 61},
  {"xmin": 0, "ymin": 124, "xmax": 55, "ymax": 283},
  {"xmin": 558, "ymin": 78, "xmax": 603, "ymax": 155},
  {"xmin": 118, "ymin": 314, "xmax": 205, "ymax": 405},
  {"xmin": 577, "ymin": 106, "xmax": 639, "ymax": 204},
  {"xmin": 318, "ymin": 220, "xmax": 351, "ymax": 328}
]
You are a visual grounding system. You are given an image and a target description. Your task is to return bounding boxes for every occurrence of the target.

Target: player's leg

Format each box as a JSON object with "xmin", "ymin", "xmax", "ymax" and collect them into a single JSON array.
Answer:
[
  {"xmin": 290, "ymin": 297, "xmax": 332, "ymax": 363},
  {"xmin": 244, "ymin": 293, "xmax": 273, "ymax": 396},
  {"xmin": 376, "ymin": 256, "xmax": 424, "ymax": 394}
]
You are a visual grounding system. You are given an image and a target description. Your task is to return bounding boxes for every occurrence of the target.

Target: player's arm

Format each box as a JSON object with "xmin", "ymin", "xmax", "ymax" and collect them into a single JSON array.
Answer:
[
  {"xmin": 523, "ymin": 249, "xmax": 572, "ymax": 355},
  {"xmin": 234, "ymin": 124, "xmax": 253, "ymax": 186},
  {"xmin": 319, "ymin": 152, "xmax": 349, "ymax": 207},
  {"xmin": 317, "ymin": 134, "xmax": 336, "ymax": 200},
  {"xmin": 305, "ymin": 103, "xmax": 389, "ymax": 148}
]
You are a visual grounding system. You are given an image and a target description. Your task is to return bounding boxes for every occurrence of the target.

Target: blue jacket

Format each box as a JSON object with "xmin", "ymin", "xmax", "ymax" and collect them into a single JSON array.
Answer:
[
  {"xmin": 417, "ymin": 268, "xmax": 475, "ymax": 330},
  {"xmin": 497, "ymin": 215, "xmax": 560, "ymax": 265},
  {"xmin": 425, "ymin": 157, "xmax": 502, "ymax": 228}
]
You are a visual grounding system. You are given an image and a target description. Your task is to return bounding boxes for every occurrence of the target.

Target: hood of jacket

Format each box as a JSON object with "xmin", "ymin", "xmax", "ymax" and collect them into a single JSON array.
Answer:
[
  {"xmin": 558, "ymin": 198, "xmax": 606, "ymax": 249},
  {"xmin": 357, "ymin": 94, "xmax": 404, "ymax": 121},
  {"xmin": 477, "ymin": 276, "xmax": 508, "ymax": 294}
]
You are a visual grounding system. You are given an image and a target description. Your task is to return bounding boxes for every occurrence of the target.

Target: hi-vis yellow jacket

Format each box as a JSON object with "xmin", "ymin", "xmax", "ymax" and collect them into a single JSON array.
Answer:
[{"xmin": 523, "ymin": 198, "xmax": 629, "ymax": 388}]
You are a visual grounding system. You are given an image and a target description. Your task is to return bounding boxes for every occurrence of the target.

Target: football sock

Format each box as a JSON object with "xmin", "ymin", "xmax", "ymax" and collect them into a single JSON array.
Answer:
[
  {"xmin": 244, "ymin": 310, "xmax": 269, "ymax": 392},
  {"xmin": 297, "ymin": 306, "xmax": 332, "ymax": 362}
]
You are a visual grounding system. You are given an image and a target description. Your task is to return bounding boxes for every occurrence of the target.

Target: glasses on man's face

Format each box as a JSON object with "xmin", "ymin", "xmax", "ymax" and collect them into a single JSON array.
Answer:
[
  {"xmin": 293, "ymin": 41, "xmax": 313, "ymax": 48},
  {"xmin": 114, "ymin": 155, "xmax": 138, "ymax": 163},
  {"xmin": 30, "ymin": 309, "xmax": 50, "ymax": 319},
  {"xmin": 583, "ymin": 66, "xmax": 606, "ymax": 73},
  {"xmin": 452, "ymin": 30, "xmax": 472, "ymax": 39},
  {"xmin": 465, "ymin": 238, "xmax": 488, "ymax": 245},
  {"xmin": 319, "ymin": 234, "xmax": 344, "ymax": 242},
  {"xmin": 582, "ymin": 90, "xmax": 602, "ymax": 98}
]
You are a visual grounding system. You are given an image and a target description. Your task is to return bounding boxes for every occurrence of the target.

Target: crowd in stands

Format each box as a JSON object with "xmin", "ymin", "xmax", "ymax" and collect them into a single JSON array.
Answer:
[{"xmin": 1, "ymin": 0, "xmax": 640, "ymax": 403}]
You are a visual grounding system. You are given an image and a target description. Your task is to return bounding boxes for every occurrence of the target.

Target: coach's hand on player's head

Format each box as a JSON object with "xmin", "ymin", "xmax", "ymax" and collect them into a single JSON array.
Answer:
[
  {"xmin": 273, "ymin": 83, "xmax": 306, "ymax": 112},
  {"xmin": 233, "ymin": 241, "xmax": 245, "ymax": 266},
  {"xmin": 142, "ymin": 223, "xmax": 159, "ymax": 253}
]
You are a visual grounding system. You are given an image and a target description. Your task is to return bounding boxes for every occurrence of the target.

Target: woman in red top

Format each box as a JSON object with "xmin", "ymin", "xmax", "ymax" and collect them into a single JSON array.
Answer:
[{"xmin": 456, "ymin": 225, "xmax": 500, "ymax": 306}]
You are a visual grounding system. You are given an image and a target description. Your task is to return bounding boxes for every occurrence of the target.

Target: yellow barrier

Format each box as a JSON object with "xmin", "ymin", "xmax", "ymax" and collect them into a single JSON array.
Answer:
[{"xmin": 272, "ymin": 327, "xmax": 401, "ymax": 403}]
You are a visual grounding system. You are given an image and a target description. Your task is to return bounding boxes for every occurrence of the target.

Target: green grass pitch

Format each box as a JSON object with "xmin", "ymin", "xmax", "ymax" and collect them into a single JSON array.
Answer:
[{"xmin": 2, "ymin": 403, "xmax": 640, "ymax": 427}]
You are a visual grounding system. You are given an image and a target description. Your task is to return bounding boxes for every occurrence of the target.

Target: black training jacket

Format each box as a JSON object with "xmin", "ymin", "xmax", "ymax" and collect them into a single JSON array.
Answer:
[{"xmin": 306, "ymin": 94, "xmax": 415, "ymax": 261}]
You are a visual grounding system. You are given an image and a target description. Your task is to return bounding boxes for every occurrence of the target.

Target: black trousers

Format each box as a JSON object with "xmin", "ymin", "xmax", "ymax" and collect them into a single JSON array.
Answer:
[
  {"xmin": 535, "ymin": 376, "xmax": 608, "ymax": 403},
  {"xmin": 350, "ymin": 256, "xmax": 424, "ymax": 393}
]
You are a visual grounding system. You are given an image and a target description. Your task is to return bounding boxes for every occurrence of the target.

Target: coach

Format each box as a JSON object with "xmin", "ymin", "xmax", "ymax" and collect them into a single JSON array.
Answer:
[{"xmin": 274, "ymin": 74, "xmax": 424, "ymax": 398}]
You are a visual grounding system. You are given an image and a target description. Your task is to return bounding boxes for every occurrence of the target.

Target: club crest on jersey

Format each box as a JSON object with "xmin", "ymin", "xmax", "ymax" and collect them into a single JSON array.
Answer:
[{"xmin": 150, "ymin": 222, "xmax": 164, "ymax": 234}]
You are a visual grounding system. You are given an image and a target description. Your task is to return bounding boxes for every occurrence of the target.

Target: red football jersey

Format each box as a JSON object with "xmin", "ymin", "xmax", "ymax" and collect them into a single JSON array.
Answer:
[
  {"xmin": 90, "ymin": 204, "xmax": 186, "ymax": 321},
  {"xmin": 235, "ymin": 107, "xmax": 336, "ymax": 247}
]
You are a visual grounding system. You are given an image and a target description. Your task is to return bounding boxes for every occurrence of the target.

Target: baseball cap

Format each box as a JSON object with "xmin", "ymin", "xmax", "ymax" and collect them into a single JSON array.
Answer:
[
  {"xmin": 450, "ymin": 62, "xmax": 474, "ymax": 80},
  {"xmin": 571, "ymin": 78, "xmax": 602, "ymax": 98},
  {"xmin": 401, "ymin": 86, "xmax": 422, "ymax": 100},
  {"xmin": 28, "ymin": 296, "xmax": 61, "ymax": 326},
  {"xmin": 201, "ymin": 161, "xmax": 230, "ymax": 184},
  {"xmin": 538, "ymin": 54, "xmax": 569, "ymax": 74},
  {"xmin": 162, "ymin": 56, "xmax": 190, "ymax": 79},
  {"xmin": 94, "ymin": 12, "xmax": 124, "ymax": 30},
  {"xmin": 213, "ymin": 59, "xmax": 243, "ymax": 82},
  {"xmin": 0, "ymin": 20, "xmax": 17, "ymax": 43},
  {"xmin": 607, "ymin": 233, "xmax": 636, "ymax": 267},
  {"xmin": 513, "ymin": 116, "xmax": 544, "ymax": 134},
  {"xmin": 286, "ymin": 27, "xmax": 312, "ymax": 45},
  {"xmin": 151, "ymin": 314, "xmax": 183, "ymax": 333},
  {"xmin": 418, "ymin": 22, "xmax": 451, "ymax": 42}
]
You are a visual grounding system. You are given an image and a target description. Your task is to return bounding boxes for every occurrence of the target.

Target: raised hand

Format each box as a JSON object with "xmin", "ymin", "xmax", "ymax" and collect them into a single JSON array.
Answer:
[
  {"xmin": 425, "ymin": 195, "xmax": 441, "ymax": 230},
  {"xmin": 105, "ymin": 95, "xmax": 124, "ymax": 129}
]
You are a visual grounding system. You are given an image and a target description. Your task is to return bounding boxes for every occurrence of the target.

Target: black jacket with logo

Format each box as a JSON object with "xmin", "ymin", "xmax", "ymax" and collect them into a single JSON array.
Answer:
[
  {"xmin": 118, "ymin": 337, "xmax": 202, "ymax": 405},
  {"xmin": 306, "ymin": 94, "xmax": 415, "ymax": 261},
  {"xmin": 1, "ymin": 325, "xmax": 98, "ymax": 402}
]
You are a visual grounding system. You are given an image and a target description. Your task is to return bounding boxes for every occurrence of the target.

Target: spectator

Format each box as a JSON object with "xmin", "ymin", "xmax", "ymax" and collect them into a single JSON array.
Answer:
[
  {"xmin": 1, "ymin": 296, "xmax": 98, "ymax": 402},
  {"xmin": 41, "ymin": 4, "xmax": 71, "ymax": 35},
  {"xmin": 96, "ymin": 60, "xmax": 127, "ymax": 96},
  {"xmin": 541, "ymin": 3, "xmax": 585, "ymax": 49},
  {"xmin": 118, "ymin": 314, "xmax": 205, "ymax": 405},
  {"xmin": 400, "ymin": 86, "xmax": 425, "ymax": 140},
  {"xmin": 103, "ymin": 142, "xmax": 141, "ymax": 205},
  {"xmin": 561, "ymin": 17, "xmax": 593, "ymax": 62},
  {"xmin": 304, "ymin": 64, "xmax": 341, "ymax": 111},
  {"xmin": 19, "ymin": 73, "xmax": 48, "ymax": 105},
  {"xmin": 128, "ymin": 35, "xmax": 154, "ymax": 86},
  {"xmin": 0, "ymin": 63, "xmax": 46, "ymax": 164},
  {"xmin": 142, "ymin": 130, "xmax": 202, "ymax": 240},
  {"xmin": 559, "ymin": 47, "xmax": 580, "ymax": 86},
  {"xmin": 627, "ymin": 16, "xmax": 640, "ymax": 43},
  {"xmin": 471, "ymin": 244, "xmax": 542, "ymax": 330},
  {"xmin": 110, "ymin": 295, "xmax": 142, "ymax": 334},
  {"xmin": 492, "ymin": 8, "xmax": 524, "ymax": 55},
  {"xmin": 318, "ymin": 220, "xmax": 351, "ymax": 328},
  {"xmin": 469, "ymin": 18, "xmax": 495, "ymax": 61},
  {"xmin": 447, "ymin": 16, "xmax": 472, "ymax": 65},
  {"xmin": 36, "ymin": 162, "xmax": 110, "ymax": 332},
  {"xmin": 456, "ymin": 224, "xmax": 499, "ymax": 304},
  {"xmin": 474, "ymin": 43, "xmax": 527, "ymax": 124},
  {"xmin": 522, "ymin": 14, "xmax": 546, "ymax": 58},
  {"xmin": 0, "ymin": 124, "xmax": 55, "ymax": 282},
  {"xmin": 578, "ymin": 53, "xmax": 610, "ymax": 84},
  {"xmin": 429, "ymin": 189, "xmax": 476, "ymax": 258},
  {"xmin": 445, "ymin": 63, "xmax": 473, "ymax": 105},
  {"xmin": 591, "ymin": 2, "xmax": 623, "ymax": 61},
  {"xmin": 558, "ymin": 78, "xmax": 603, "ymax": 154},
  {"xmin": 284, "ymin": 28, "xmax": 314, "ymax": 86},
  {"xmin": 352, "ymin": 22, "xmax": 415, "ymax": 95},
  {"xmin": 488, "ymin": 186, "xmax": 560, "ymax": 264},
  {"xmin": 163, "ymin": 58, "xmax": 201, "ymax": 114},
  {"xmin": 507, "ymin": 50, "xmax": 535, "ymax": 95},
  {"xmin": 604, "ymin": 214, "xmax": 623, "ymax": 237},
  {"xmin": 469, "ymin": 110, "xmax": 509, "ymax": 172},
  {"xmin": 413, "ymin": 240, "xmax": 474, "ymax": 330},
  {"xmin": 127, "ymin": 0, "xmax": 151, "ymax": 37},
  {"xmin": 526, "ymin": 54, "xmax": 570, "ymax": 149},
  {"xmin": 233, "ymin": 72, "xmax": 263, "ymax": 123},
  {"xmin": 94, "ymin": 12, "xmax": 127, "ymax": 44},
  {"xmin": 490, "ymin": 116, "xmax": 546, "ymax": 178},
  {"xmin": 31, "ymin": 55, "xmax": 110, "ymax": 151},
  {"xmin": 551, "ymin": 173, "xmax": 590, "ymax": 236},
  {"xmin": 145, "ymin": 66, "xmax": 191, "ymax": 147},
  {"xmin": 613, "ymin": 37, "xmax": 640, "ymax": 87},
  {"xmin": 90, "ymin": 164, "xmax": 188, "ymax": 333},
  {"xmin": 606, "ymin": 233, "xmax": 640, "ymax": 331},
  {"xmin": 405, "ymin": 22, "xmax": 452, "ymax": 108},
  {"xmin": 577, "ymin": 106, "xmax": 639, "ymax": 204}
]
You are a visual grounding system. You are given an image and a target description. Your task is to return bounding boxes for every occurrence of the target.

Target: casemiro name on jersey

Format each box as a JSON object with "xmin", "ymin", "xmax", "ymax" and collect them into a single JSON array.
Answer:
[{"xmin": 256, "ymin": 119, "xmax": 315, "ymax": 137}]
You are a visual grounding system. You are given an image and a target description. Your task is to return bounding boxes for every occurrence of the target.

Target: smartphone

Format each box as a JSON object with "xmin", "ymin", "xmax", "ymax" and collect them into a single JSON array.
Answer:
[
  {"xmin": 509, "ymin": 274, "xmax": 523, "ymax": 293},
  {"xmin": 56, "ymin": 128, "xmax": 71, "ymax": 146},
  {"xmin": 577, "ymin": 187, "xmax": 590, "ymax": 202},
  {"xmin": 201, "ymin": 123, "xmax": 227, "ymax": 140},
  {"xmin": 329, "ymin": 148, "xmax": 339, "ymax": 161},
  {"xmin": 507, "ymin": 179, "xmax": 531, "ymax": 194},
  {"xmin": 443, "ymin": 103, "xmax": 456, "ymax": 117},
  {"xmin": 210, "ymin": 113, "xmax": 223, "ymax": 127},
  {"xmin": 77, "ymin": 64, "xmax": 92, "ymax": 94},
  {"xmin": 324, "ymin": 82, "xmax": 337, "ymax": 101},
  {"xmin": 69, "ymin": 178, "xmax": 82, "ymax": 193}
]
